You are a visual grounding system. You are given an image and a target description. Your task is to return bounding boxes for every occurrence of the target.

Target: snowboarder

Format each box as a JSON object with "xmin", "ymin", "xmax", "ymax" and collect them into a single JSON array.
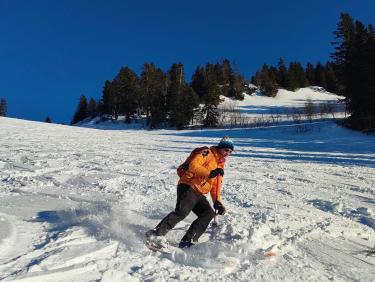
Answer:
[{"xmin": 146, "ymin": 136, "xmax": 234, "ymax": 249}]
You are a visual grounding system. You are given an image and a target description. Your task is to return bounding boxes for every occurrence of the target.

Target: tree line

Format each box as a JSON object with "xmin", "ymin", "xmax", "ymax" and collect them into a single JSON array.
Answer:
[
  {"xmin": 71, "ymin": 60, "xmax": 250, "ymax": 128},
  {"xmin": 72, "ymin": 57, "xmax": 339, "ymax": 129},
  {"xmin": 251, "ymin": 59, "xmax": 339, "ymax": 97}
]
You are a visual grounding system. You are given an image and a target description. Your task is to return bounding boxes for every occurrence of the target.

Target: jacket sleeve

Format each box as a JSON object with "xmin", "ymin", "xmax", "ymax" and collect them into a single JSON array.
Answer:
[
  {"xmin": 210, "ymin": 161, "xmax": 225, "ymax": 203},
  {"xmin": 210, "ymin": 175, "xmax": 222, "ymax": 203},
  {"xmin": 188, "ymin": 152, "xmax": 211, "ymax": 178}
]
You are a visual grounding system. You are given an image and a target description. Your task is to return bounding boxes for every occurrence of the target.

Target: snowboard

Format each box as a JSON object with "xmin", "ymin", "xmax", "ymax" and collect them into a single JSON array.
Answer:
[
  {"xmin": 145, "ymin": 236, "xmax": 183, "ymax": 254},
  {"xmin": 144, "ymin": 237, "xmax": 239, "ymax": 273},
  {"xmin": 144, "ymin": 231, "xmax": 180, "ymax": 254}
]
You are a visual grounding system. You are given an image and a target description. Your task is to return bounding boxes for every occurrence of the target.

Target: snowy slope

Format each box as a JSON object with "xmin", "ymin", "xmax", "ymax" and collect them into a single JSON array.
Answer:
[
  {"xmin": 0, "ymin": 89, "xmax": 374, "ymax": 281},
  {"xmin": 221, "ymin": 87, "xmax": 344, "ymax": 117}
]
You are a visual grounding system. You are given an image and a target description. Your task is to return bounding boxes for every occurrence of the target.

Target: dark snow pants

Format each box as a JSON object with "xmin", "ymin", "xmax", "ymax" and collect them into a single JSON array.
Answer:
[{"xmin": 154, "ymin": 183, "xmax": 215, "ymax": 242}]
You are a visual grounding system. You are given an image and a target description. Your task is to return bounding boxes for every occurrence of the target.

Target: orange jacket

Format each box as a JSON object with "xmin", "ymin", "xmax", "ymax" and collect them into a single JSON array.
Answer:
[{"xmin": 179, "ymin": 146, "xmax": 225, "ymax": 202}]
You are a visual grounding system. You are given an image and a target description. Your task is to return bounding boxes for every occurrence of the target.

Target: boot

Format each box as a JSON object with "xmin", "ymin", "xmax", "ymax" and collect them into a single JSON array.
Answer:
[
  {"xmin": 178, "ymin": 233, "xmax": 196, "ymax": 248},
  {"xmin": 178, "ymin": 240, "xmax": 195, "ymax": 248},
  {"xmin": 145, "ymin": 229, "xmax": 158, "ymax": 238},
  {"xmin": 145, "ymin": 229, "xmax": 168, "ymax": 249}
]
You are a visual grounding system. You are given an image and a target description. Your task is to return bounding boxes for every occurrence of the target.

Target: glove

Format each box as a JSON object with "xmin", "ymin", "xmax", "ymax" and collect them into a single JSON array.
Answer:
[
  {"xmin": 208, "ymin": 168, "xmax": 224, "ymax": 178},
  {"xmin": 213, "ymin": 201, "xmax": 226, "ymax": 215}
]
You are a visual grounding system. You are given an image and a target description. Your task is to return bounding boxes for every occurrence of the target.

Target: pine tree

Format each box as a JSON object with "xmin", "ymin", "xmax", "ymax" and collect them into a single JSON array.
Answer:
[
  {"xmin": 71, "ymin": 95, "xmax": 88, "ymax": 125},
  {"xmin": 251, "ymin": 65, "xmax": 273, "ymax": 96},
  {"xmin": 167, "ymin": 63, "xmax": 199, "ymax": 129},
  {"xmin": 219, "ymin": 59, "xmax": 233, "ymax": 85},
  {"xmin": 191, "ymin": 66, "xmax": 206, "ymax": 99},
  {"xmin": 287, "ymin": 62, "xmax": 309, "ymax": 91},
  {"xmin": 325, "ymin": 62, "xmax": 339, "ymax": 93},
  {"xmin": 87, "ymin": 97, "xmax": 97, "ymax": 117},
  {"xmin": 305, "ymin": 63, "xmax": 316, "ymax": 85},
  {"xmin": 202, "ymin": 63, "xmax": 222, "ymax": 127},
  {"xmin": 0, "ymin": 98, "xmax": 7, "ymax": 117},
  {"xmin": 331, "ymin": 13, "xmax": 375, "ymax": 130},
  {"xmin": 203, "ymin": 103, "xmax": 219, "ymax": 127},
  {"xmin": 140, "ymin": 63, "xmax": 168, "ymax": 128},
  {"xmin": 349, "ymin": 20, "xmax": 375, "ymax": 128},
  {"xmin": 331, "ymin": 13, "xmax": 355, "ymax": 76},
  {"xmin": 224, "ymin": 60, "xmax": 246, "ymax": 100},
  {"xmin": 217, "ymin": 59, "xmax": 234, "ymax": 97},
  {"xmin": 256, "ymin": 64, "xmax": 278, "ymax": 97},
  {"xmin": 177, "ymin": 85, "xmax": 199, "ymax": 129},
  {"xmin": 95, "ymin": 99, "xmax": 104, "ymax": 117},
  {"xmin": 140, "ymin": 63, "xmax": 153, "ymax": 124},
  {"xmin": 277, "ymin": 58, "xmax": 288, "ymax": 88},
  {"xmin": 113, "ymin": 67, "xmax": 140, "ymax": 123},
  {"xmin": 101, "ymin": 80, "xmax": 118, "ymax": 119},
  {"xmin": 251, "ymin": 70, "xmax": 262, "ymax": 86},
  {"xmin": 202, "ymin": 88, "xmax": 220, "ymax": 127},
  {"xmin": 314, "ymin": 62, "xmax": 327, "ymax": 89},
  {"xmin": 228, "ymin": 74, "xmax": 246, "ymax": 100}
]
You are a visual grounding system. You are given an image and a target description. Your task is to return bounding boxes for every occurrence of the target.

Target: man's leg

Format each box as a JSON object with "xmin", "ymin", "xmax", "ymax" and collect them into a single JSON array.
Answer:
[
  {"xmin": 152, "ymin": 184, "xmax": 200, "ymax": 236},
  {"xmin": 180, "ymin": 196, "xmax": 215, "ymax": 243}
]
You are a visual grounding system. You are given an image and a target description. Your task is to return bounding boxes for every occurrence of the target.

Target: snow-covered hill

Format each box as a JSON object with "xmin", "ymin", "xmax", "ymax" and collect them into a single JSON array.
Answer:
[
  {"xmin": 0, "ymin": 89, "xmax": 374, "ymax": 281},
  {"xmin": 222, "ymin": 86, "xmax": 344, "ymax": 117}
]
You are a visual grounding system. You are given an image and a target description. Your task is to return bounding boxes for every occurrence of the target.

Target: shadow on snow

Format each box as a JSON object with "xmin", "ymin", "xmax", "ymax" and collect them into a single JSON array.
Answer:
[{"xmin": 160, "ymin": 121, "xmax": 375, "ymax": 168}]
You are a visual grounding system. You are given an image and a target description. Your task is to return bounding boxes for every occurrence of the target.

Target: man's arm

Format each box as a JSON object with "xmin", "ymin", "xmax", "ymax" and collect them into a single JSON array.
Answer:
[{"xmin": 188, "ymin": 151, "xmax": 211, "ymax": 178}]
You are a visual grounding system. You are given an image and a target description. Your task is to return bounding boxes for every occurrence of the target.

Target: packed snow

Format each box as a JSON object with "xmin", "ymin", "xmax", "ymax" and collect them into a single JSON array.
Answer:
[{"xmin": 0, "ymin": 88, "xmax": 374, "ymax": 281}]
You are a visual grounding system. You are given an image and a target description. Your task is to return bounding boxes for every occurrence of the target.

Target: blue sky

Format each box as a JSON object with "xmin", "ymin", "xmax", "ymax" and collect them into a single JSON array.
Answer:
[{"xmin": 1, "ymin": 0, "xmax": 374, "ymax": 123}]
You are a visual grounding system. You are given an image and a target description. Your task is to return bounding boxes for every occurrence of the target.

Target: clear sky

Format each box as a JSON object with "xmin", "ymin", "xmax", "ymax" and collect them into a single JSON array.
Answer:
[{"xmin": 1, "ymin": 0, "xmax": 374, "ymax": 123}]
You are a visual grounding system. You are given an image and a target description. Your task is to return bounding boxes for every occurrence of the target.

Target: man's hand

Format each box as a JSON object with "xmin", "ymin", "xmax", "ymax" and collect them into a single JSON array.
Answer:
[
  {"xmin": 213, "ymin": 201, "xmax": 226, "ymax": 215},
  {"xmin": 208, "ymin": 168, "xmax": 224, "ymax": 178}
]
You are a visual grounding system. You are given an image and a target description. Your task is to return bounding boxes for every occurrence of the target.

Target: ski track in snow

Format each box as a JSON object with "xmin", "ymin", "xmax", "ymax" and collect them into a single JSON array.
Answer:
[{"xmin": 1, "ymin": 95, "xmax": 375, "ymax": 281}]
